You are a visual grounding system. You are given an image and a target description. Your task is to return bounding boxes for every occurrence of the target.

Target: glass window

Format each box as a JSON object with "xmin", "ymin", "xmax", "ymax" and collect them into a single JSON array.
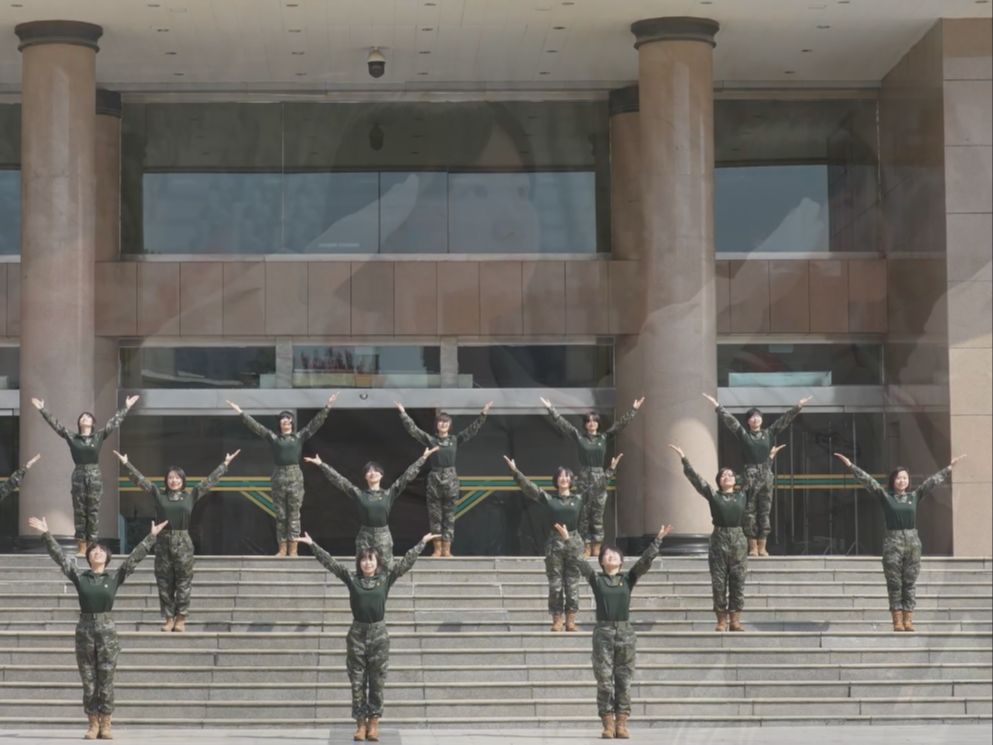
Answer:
[
  {"xmin": 718, "ymin": 343, "xmax": 883, "ymax": 387},
  {"xmin": 715, "ymin": 98, "xmax": 879, "ymax": 253},
  {"xmin": 0, "ymin": 416, "xmax": 19, "ymax": 542},
  {"xmin": 458, "ymin": 344, "xmax": 613, "ymax": 388},
  {"xmin": 293, "ymin": 345, "xmax": 441, "ymax": 388},
  {"xmin": 0, "ymin": 104, "xmax": 20, "ymax": 256},
  {"xmin": 120, "ymin": 346, "xmax": 276, "ymax": 389},
  {"xmin": 0, "ymin": 347, "xmax": 18, "ymax": 390}
]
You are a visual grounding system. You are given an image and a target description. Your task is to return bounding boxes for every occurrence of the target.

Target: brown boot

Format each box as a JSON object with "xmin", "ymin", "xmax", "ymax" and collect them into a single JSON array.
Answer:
[
  {"xmin": 565, "ymin": 611, "xmax": 578, "ymax": 632},
  {"xmin": 891, "ymin": 610, "xmax": 905, "ymax": 632},
  {"xmin": 366, "ymin": 716, "xmax": 380, "ymax": 741},
  {"xmin": 352, "ymin": 718, "xmax": 366, "ymax": 741},
  {"xmin": 77, "ymin": 540, "xmax": 88, "ymax": 557},
  {"xmin": 442, "ymin": 540, "xmax": 453, "ymax": 557},
  {"xmin": 757, "ymin": 538, "xmax": 769, "ymax": 557},
  {"xmin": 173, "ymin": 614, "xmax": 186, "ymax": 632},
  {"xmin": 83, "ymin": 714, "xmax": 100, "ymax": 740},
  {"xmin": 600, "ymin": 712, "xmax": 615, "ymax": 738},
  {"xmin": 614, "ymin": 712, "xmax": 630, "ymax": 739},
  {"xmin": 902, "ymin": 610, "xmax": 915, "ymax": 632},
  {"xmin": 274, "ymin": 541, "xmax": 287, "ymax": 558},
  {"xmin": 584, "ymin": 543, "xmax": 593, "ymax": 557},
  {"xmin": 288, "ymin": 540, "xmax": 299, "ymax": 557},
  {"xmin": 728, "ymin": 611, "xmax": 745, "ymax": 632},
  {"xmin": 430, "ymin": 538, "xmax": 443, "ymax": 557},
  {"xmin": 592, "ymin": 542, "xmax": 602, "ymax": 557},
  {"xmin": 97, "ymin": 713, "xmax": 113, "ymax": 739},
  {"xmin": 714, "ymin": 610, "xmax": 728, "ymax": 632},
  {"xmin": 550, "ymin": 613, "xmax": 564, "ymax": 632},
  {"xmin": 747, "ymin": 538, "xmax": 758, "ymax": 557},
  {"xmin": 160, "ymin": 617, "xmax": 175, "ymax": 632}
]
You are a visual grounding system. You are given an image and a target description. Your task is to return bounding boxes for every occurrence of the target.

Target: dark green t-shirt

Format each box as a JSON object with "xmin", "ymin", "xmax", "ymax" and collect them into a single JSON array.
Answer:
[
  {"xmin": 44, "ymin": 532, "xmax": 155, "ymax": 613},
  {"xmin": 510, "ymin": 465, "xmax": 586, "ymax": 533},
  {"xmin": 240, "ymin": 407, "xmax": 331, "ymax": 467},
  {"xmin": 124, "ymin": 460, "xmax": 228, "ymax": 532},
  {"xmin": 717, "ymin": 404, "xmax": 801, "ymax": 466},
  {"xmin": 681, "ymin": 458, "xmax": 747, "ymax": 528},
  {"xmin": 399, "ymin": 411, "xmax": 487, "ymax": 470},
  {"xmin": 546, "ymin": 405, "xmax": 638, "ymax": 469},
  {"xmin": 41, "ymin": 405, "xmax": 130, "ymax": 466},
  {"xmin": 850, "ymin": 464, "xmax": 951, "ymax": 530},
  {"xmin": 576, "ymin": 536, "xmax": 663, "ymax": 622},
  {"xmin": 317, "ymin": 454, "xmax": 428, "ymax": 528}
]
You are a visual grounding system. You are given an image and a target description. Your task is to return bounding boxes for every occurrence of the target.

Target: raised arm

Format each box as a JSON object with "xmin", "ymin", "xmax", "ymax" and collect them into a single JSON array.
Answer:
[
  {"xmin": 118, "ymin": 455, "xmax": 161, "ymax": 499},
  {"xmin": 96, "ymin": 395, "xmax": 139, "ymax": 440},
  {"xmin": 229, "ymin": 401, "xmax": 276, "ymax": 442},
  {"xmin": 38, "ymin": 528, "xmax": 79, "ymax": 586},
  {"xmin": 834, "ymin": 453, "xmax": 888, "ymax": 501},
  {"xmin": 309, "ymin": 458, "xmax": 364, "ymax": 502},
  {"xmin": 386, "ymin": 449, "xmax": 434, "ymax": 507},
  {"xmin": 541, "ymin": 399, "xmax": 581, "ymax": 440},
  {"xmin": 455, "ymin": 404, "xmax": 491, "ymax": 445},
  {"xmin": 715, "ymin": 404, "xmax": 747, "ymax": 439},
  {"xmin": 388, "ymin": 533, "xmax": 434, "ymax": 587},
  {"xmin": 504, "ymin": 456, "xmax": 548, "ymax": 505},
  {"xmin": 604, "ymin": 397, "xmax": 644, "ymax": 437},
  {"xmin": 680, "ymin": 456, "xmax": 716, "ymax": 502},
  {"xmin": 300, "ymin": 534, "xmax": 351, "ymax": 584},
  {"xmin": 627, "ymin": 525, "xmax": 673, "ymax": 588},
  {"xmin": 558, "ymin": 524, "xmax": 597, "ymax": 583},
  {"xmin": 298, "ymin": 393, "xmax": 337, "ymax": 441},
  {"xmin": 767, "ymin": 397, "xmax": 811, "ymax": 437},
  {"xmin": 37, "ymin": 404, "xmax": 72, "ymax": 441},
  {"xmin": 396, "ymin": 404, "xmax": 433, "ymax": 447},
  {"xmin": 192, "ymin": 450, "xmax": 239, "ymax": 502},
  {"xmin": 0, "ymin": 461, "xmax": 30, "ymax": 504},
  {"xmin": 915, "ymin": 461, "xmax": 958, "ymax": 502},
  {"xmin": 114, "ymin": 526, "xmax": 162, "ymax": 586}
]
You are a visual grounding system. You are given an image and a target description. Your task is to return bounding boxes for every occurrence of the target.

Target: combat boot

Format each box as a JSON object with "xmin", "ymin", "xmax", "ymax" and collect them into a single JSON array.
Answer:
[
  {"xmin": 287, "ymin": 540, "xmax": 299, "ymax": 557},
  {"xmin": 431, "ymin": 538, "xmax": 443, "ymax": 557},
  {"xmin": 591, "ymin": 542, "xmax": 602, "ymax": 557},
  {"xmin": 160, "ymin": 616, "xmax": 175, "ymax": 632},
  {"xmin": 442, "ymin": 540, "xmax": 452, "ymax": 557},
  {"xmin": 747, "ymin": 538, "xmax": 758, "ymax": 557},
  {"xmin": 902, "ymin": 611, "xmax": 915, "ymax": 632},
  {"xmin": 77, "ymin": 540, "xmax": 88, "ymax": 557},
  {"xmin": 584, "ymin": 543, "xmax": 593, "ymax": 557},
  {"xmin": 614, "ymin": 713, "xmax": 630, "ymax": 738},
  {"xmin": 550, "ymin": 613, "xmax": 565, "ymax": 632},
  {"xmin": 714, "ymin": 611, "xmax": 727, "ymax": 632},
  {"xmin": 352, "ymin": 718, "xmax": 366, "ymax": 741},
  {"xmin": 756, "ymin": 538, "xmax": 769, "ymax": 556},
  {"xmin": 366, "ymin": 716, "xmax": 380, "ymax": 741},
  {"xmin": 83, "ymin": 714, "xmax": 99, "ymax": 739},
  {"xmin": 728, "ymin": 611, "xmax": 745, "ymax": 632},
  {"xmin": 97, "ymin": 713, "xmax": 113, "ymax": 739},
  {"xmin": 173, "ymin": 614, "xmax": 187, "ymax": 632},
  {"xmin": 274, "ymin": 541, "xmax": 287, "ymax": 558},
  {"xmin": 891, "ymin": 610, "xmax": 905, "ymax": 632},
  {"xmin": 565, "ymin": 611, "xmax": 578, "ymax": 632},
  {"xmin": 600, "ymin": 712, "xmax": 615, "ymax": 738}
]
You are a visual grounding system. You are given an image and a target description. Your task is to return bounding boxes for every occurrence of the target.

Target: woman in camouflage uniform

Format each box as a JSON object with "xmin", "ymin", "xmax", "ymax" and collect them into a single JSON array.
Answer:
[
  {"xmin": 114, "ymin": 448, "xmax": 240, "ymax": 632},
  {"xmin": 503, "ymin": 454, "xmax": 622, "ymax": 633},
  {"xmin": 560, "ymin": 521, "xmax": 673, "ymax": 739},
  {"xmin": 306, "ymin": 447, "xmax": 436, "ymax": 566},
  {"xmin": 394, "ymin": 401, "xmax": 492, "ymax": 557},
  {"xmin": 703, "ymin": 392, "xmax": 811, "ymax": 557},
  {"xmin": 227, "ymin": 393, "xmax": 336, "ymax": 557},
  {"xmin": 28, "ymin": 514, "xmax": 167, "ymax": 740},
  {"xmin": 298, "ymin": 530, "xmax": 437, "ymax": 742},
  {"xmin": 541, "ymin": 396, "xmax": 644, "ymax": 557},
  {"xmin": 833, "ymin": 452, "xmax": 966, "ymax": 632},
  {"xmin": 669, "ymin": 444, "xmax": 784, "ymax": 632},
  {"xmin": 32, "ymin": 395, "xmax": 139, "ymax": 555},
  {"xmin": 0, "ymin": 454, "xmax": 40, "ymax": 504}
]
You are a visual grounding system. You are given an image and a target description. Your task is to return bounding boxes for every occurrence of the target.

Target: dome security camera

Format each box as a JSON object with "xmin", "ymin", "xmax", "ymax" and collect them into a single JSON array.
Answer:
[{"xmin": 367, "ymin": 48, "xmax": 386, "ymax": 79}]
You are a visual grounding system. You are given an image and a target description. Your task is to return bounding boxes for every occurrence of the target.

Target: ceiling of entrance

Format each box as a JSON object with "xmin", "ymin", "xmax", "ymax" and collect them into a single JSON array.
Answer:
[{"xmin": 0, "ymin": 0, "xmax": 989, "ymax": 94}]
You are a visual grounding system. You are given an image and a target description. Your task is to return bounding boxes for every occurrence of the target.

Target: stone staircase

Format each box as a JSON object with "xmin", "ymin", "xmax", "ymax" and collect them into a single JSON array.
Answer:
[{"xmin": 0, "ymin": 553, "xmax": 989, "ymax": 728}]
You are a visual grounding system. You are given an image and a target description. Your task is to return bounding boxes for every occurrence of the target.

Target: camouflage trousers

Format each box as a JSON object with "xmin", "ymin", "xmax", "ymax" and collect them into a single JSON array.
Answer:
[
  {"xmin": 709, "ymin": 527, "xmax": 748, "ymax": 611},
  {"xmin": 576, "ymin": 467, "xmax": 608, "ymax": 544},
  {"xmin": 882, "ymin": 529, "xmax": 922, "ymax": 611},
  {"xmin": 71, "ymin": 464, "xmax": 102, "ymax": 543},
  {"xmin": 592, "ymin": 621, "xmax": 636, "ymax": 716},
  {"xmin": 356, "ymin": 525, "xmax": 394, "ymax": 568},
  {"xmin": 426, "ymin": 468, "xmax": 459, "ymax": 542},
  {"xmin": 346, "ymin": 620, "xmax": 390, "ymax": 720},
  {"xmin": 75, "ymin": 613, "xmax": 120, "ymax": 715},
  {"xmin": 271, "ymin": 464, "xmax": 304, "ymax": 543},
  {"xmin": 545, "ymin": 531, "xmax": 584, "ymax": 615},
  {"xmin": 743, "ymin": 464, "xmax": 775, "ymax": 539},
  {"xmin": 155, "ymin": 531, "xmax": 195, "ymax": 618}
]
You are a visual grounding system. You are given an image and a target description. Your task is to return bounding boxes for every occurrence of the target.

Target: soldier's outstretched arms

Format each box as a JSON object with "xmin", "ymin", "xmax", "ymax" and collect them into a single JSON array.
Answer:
[{"xmin": 298, "ymin": 532, "xmax": 351, "ymax": 583}]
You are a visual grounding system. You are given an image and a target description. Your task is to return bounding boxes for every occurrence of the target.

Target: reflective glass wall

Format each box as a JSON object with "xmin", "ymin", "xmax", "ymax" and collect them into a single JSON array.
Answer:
[
  {"xmin": 0, "ymin": 105, "xmax": 19, "ymax": 256},
  {"xmin": 122, "ymin": 101, "xmax": 608, "ymax": 255}
]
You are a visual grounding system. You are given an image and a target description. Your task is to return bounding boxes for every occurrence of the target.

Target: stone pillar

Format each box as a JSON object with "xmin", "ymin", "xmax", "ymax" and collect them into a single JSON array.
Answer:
[
  {"xmin": 631, "ymin": 17, "xmax": 720, "ymax": 549},
  {"xmin": 95, "ymin": 88, "xmax": 121, "ymax": 545},
  {"xmin": 15, "ymin": 21, "xmax": 102, "ymax": 539}
]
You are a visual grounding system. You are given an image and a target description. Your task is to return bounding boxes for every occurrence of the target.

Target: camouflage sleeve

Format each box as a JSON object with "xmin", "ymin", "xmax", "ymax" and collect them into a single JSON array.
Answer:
[
  {"xmin": 567, "ymin": 550, "xmax": 597, "ymax": 585},
  {"xmin": 455, "ymin": 413, "xmax": 488, "ymax": 445},
  {"xmin": 192, "ymin": 460, "xmax": 229, "ymax": 502},
  {"xmin": 848, "ymin": 464, "xmax": 888, "ymax": 501},
  {"xmin": 399, "ymin": 411, "xmax": 433, "ymax": 447},
  {"xmin": 310, "ymin": 542, "xmax": 351, "ymax": 584},
  {"xmin": 768, "ymin": 404, "xmax": 803, "ymax": 437},
  {"xmin": 716, "ymin": 405, "xmax": 747, "ymax": 439},
  {"xmin": 627, "ymin": 535, "xmax": 664, "ymax": 589},
  {"xmin": 96, "ymin": 405, "xmax": 131, "ymax": 441},
  {"xmin": 298, "ymin": 405, "xmax": 332, "ymax": 442},
  {"xmin": 604, "ymin": 405, "xmax": 639, "ymax": 438},
  {"xmin": 509, "ymin": 464, "xmax": 548, "ymax": 505},
  {"xmin": 123, "ymin": 460, "xmax": 160, "ymax": 499},
  {"xmin": 681, "ymin": 457, "xmax": 716, "ymax": 503},
  {"xmin": 386, "ymin": 453, "xmax": 430, "ymax": 508},
  {"xmin": 915, "ymin": 466, "xmax": 952, "ymax": 503},
  {"xmin": 115, "ymin": 532, "xmax": 157, "ymax": 586},
  {"xmin": 545, "ymin": 404, "xmax": 581, "ymax": 440},
  {"xmin": 388, "ymin": 540, "xmax": 427, "ymax": 587},
  {"xmin": 239, "ymin": 412, "xmax": 276, "ymax": 442},
  {"xmin": 42, "ymin": 531, "xmax": 79, "ymax": 587},
  {"xmin": 0, "ymin": 467, "xmax": 26, "ymax": 504},
  {"xmin": 317, "ymin": 462, "xmax": 363, "ymax": 502},
  {"xmin": 39, "ymin": 407, "xmax": 72, "ymax": 441}
]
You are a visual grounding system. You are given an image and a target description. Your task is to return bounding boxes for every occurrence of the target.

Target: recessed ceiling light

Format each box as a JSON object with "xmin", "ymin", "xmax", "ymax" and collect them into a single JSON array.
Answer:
[
  {"xmin": 165, "ymin": 51, "xmax": 177, "ymax": 55},
  {"xmin": 286, "ymin": 2, "xmax": 299, "ymax": 6},
  {"xmin": 562, "ymin": 1, "xmax": 575, "ymax": 5},
  {"xmin": 418, "ymin": 71, "xmax": 429, "ymax": 75},
  {"xmin": 156, "ymin": 28, "xmax": 170, "ymax": 32},
  {"xmin": 288, "ymin": 28, "xmax": 302, "ymax": 33},
  {"xmin": 173, "ymin": 72, "xmax": 185, "ymax": 76},
  {"xmin": 147, "ymin": 2, "xmax": 160, "ymax": 6},
  {"xmin": 784, "ymin": 70, "xmax": 796, "ymax": 74},
  {"xmin": 291, "ymin": 51, "xmax": 305, "ymax": 55},
  {"xmin": 801, "ymin": 48, "xmax": 813, "ymax": 52},
  {"xmin": 553, "ymin": 26, "xmax": 566, "ymax": 30},
  {"xmin": 419, "ymin": 50, "xmax": 431, "ymax": 54},
  {"xmin": 539, "ymin": 71, "xmax": 551, "ymax": 75},
  {"xmin": 295, "ymin": 72, "xmax": 307, "ymax": 76},
  {"xmin": 817, "ymin": 24, "xmax": 831, "ymax": 29},
  {"xmin": 546, "ymin": 49, "xmax": 558, "ymax": 53},
  {"xmin": 421, "ymin": 27, "xmax": 434, "ymax": 31}
]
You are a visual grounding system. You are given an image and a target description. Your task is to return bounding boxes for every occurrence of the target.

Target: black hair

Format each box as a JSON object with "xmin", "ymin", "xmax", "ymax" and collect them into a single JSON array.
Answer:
[
  {"xmin": 583, "ymin": 412, "xmax": 601, "ymax": 426},
  {"xmin": 888, "ymin": 466, "xmax": 910, "ymax": 491},
  {"xmin": 355, "ymin": 546, "xmax": 383, "ymax": 574},
  {"xmin": 598, "ymin": 543, "xmax": 624, "ymax": 569},
  {"xmin": 278, "ymin": 411, "xmax": 295, "ymax": 425},
  {"xmin": 552, "ymin": 466, "xmax": 574, "ymax": 486},
  {"xmin": 164, "ymin": 466, "xmax": 187, "ymax": 492},
  {"xmin": 85, "ymin": 542, "xmax": 112, "ymax": 568},
  {"xmin": 363, "ymin": 461, "xmax": 385, "ymax": 479},
  {"xmin": 435, "ymin": 412, "xmax": 452, "ymax": 425},
  {"xmin": 716, "ymin": 466, "xmax": 736, "ymax": 485},
  {"xmin": 745, "ymin": 408, "xmax": 763, "ymax": 421},
  {"xmin": 77, "ymin": 411, "xmax": 96, "ymax": 432}
]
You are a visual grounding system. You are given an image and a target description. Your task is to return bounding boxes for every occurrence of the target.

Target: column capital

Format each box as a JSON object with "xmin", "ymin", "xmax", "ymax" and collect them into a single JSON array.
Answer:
[
  {"xmin": 15, "ymin": 20, "xmax": 103, "ymax": 52},
  {"xmin": 630, "ymin": 17, "xmax": 719, "ymax": 49},
  {"xmin": 609, "ymin": 86, "xmax": 639, "ymax": 116},
  {"xmin": 96, "ymin": 88, "xmax": 122, "ymax": 118}
]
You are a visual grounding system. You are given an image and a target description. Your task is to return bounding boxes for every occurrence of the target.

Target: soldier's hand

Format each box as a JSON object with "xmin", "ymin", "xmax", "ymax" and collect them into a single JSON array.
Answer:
[
  {"xmin": 701, "ymin": 393, "xmax": 719, "ymax": 408},
  {"xmin": 769, "ymin": 444, "xmax": 788, "ymax": 461},
  {"xmin": 667, "ymin": 443, "xmax": 685, "ymax": 458},
  {"xmin": 502, "ymin": 455, "xmax": 516, "ymax": 470},
  {"xmin": 633, "ymin": 396, "xmax": 645, "ymax": 410},
  {"xmin": 224, "ymin": 449, "xmax": 241, "ymax": 466},
  {"xmin": 552, "ymin": 523, "xmax": 569, "ymax": 540},
  {"xmin": 394, "ymin": 401, "xmax": 405, "ymax": 413},
  {"xmin": 657, "ymin": 524, "xmax": 674, "ymax": 540},
  {"xmin": 27, "ymin": 516, "xmax": 48, "ymax": 533},
  {"xmin": 113, "ymin": 450, "xmax": 128, "ymax": 465},
  {"xmin": 297, "ymin": 532, "xmax": 314, "ymax": 546},
  {"xmin": 482, "ymin": 401, "xmax": 493, "ymax": 415},
  {"xmin": 31, "ymin": 397, "xmax": 44, "ymax": 410},
  {"xmin": 610, "ymin": 453, "xmax": 624, "ymax": 470},
  {"xmin": 833, "ymin": 452, "xmax": 853, "ymax": 468},
  {"xmin": 421, "ymin": 533, "xmax": 440, "ymax": 545},
  {"xmin": 798, "ymin": 395, "xmax": 813, "ymax": 407},
  {"xmin": 327, "ymin": 392, "xmax": 338, "ymax": 407},
  {"xmin": 25, "ymin": 454, "xmax": 41, "ymax": 469},
  {"xmin": 539, "ymin": 397, "xmax": 552, "ymax": 409},
  {"xmin": 304, "ymin": 455, "xmax": 323, "ymax": 466},
  {"xmin": 151, "ymin": 520, "xmax": 169, "ymax": 537},
  {"xmin": 950, "ymin": 454, "xmax": 967, "ymax": 468},
  {"xmin": 225, "ymin": 400, "xmax": 242, "ymax": 414},
  {"xmin": 423, "ymin": 446, "xmax": 440, "ymax": 458},
  {"xmin": 125, "ymin": 395, "xmax": 140, "ymax": 409}
]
